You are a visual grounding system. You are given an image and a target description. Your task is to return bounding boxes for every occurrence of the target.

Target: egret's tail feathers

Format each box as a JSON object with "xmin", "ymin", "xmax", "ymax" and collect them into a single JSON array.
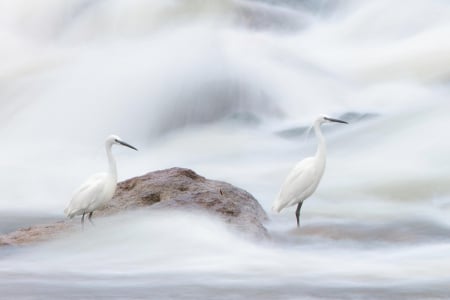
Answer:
[
  {"xmin": 271, "ymin": 203, "xmax": 282, "ymax": 213},
  {"xmin": 64, "ymin": 206, "xmax": 73, "ymax": 218}
]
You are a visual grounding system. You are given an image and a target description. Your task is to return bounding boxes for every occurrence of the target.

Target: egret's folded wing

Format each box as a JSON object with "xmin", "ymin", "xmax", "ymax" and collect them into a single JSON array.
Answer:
[
  {"xmin": 64, "ymin": 173, "xmax": 107, "ymax": 217},
  {"xmin": 273, "ymin": 158, "xmax": 316, "ymax": 212}
]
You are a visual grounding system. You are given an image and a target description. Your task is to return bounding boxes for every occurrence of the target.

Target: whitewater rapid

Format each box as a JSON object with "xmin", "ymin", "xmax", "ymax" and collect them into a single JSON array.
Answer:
[{"xmin": 1, "ymin": 0, "xmax": 450, "ymax": 298}]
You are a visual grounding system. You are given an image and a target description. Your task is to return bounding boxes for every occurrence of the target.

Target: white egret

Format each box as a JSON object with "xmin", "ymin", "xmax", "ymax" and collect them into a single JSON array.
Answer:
[
  {"xmin": 272, "ymin": 115, "xmax": 348, "ymax": 227},
  {"xmin": 64, "ymin": 135, "xmax": 138, "ymax": 228}
]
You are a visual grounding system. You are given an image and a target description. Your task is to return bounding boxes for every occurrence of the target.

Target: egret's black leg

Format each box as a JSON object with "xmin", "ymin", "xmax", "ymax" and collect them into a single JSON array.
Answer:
[
  {"xmin": 81, "ymin": 212, "xmax": 86, "ymax": 230},
  {"xmin": 88, "ymin": 212, "xmax": 94, "ymax": 225},
  {"xmin": 295, "ymin": 202, "xmax": 303, "ymax": 228}
]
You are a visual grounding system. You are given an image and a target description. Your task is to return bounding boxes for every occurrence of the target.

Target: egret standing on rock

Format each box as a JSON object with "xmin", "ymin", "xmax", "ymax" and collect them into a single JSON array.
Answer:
[
  {"xmin": 272, "ymin": 115, "xmax": 347, "ymax": 227},
  {"xmin": 64, "ymin": 135, "xmax": 138, "ymax": 228}
]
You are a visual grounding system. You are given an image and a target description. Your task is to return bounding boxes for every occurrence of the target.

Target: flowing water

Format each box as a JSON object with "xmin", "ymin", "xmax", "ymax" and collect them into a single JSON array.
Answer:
[{"xmin": 1, "ymin": 0, "xmax": 450, "ymax": 298}]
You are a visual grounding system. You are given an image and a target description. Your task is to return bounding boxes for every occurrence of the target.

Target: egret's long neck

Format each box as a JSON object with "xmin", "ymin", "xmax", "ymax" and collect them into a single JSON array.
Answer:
[
  {"xmin": 313, "ymin": 120, "xmax": 326, "ymax": 162},
  {"xmin": 106, "ymin": 143, "xmax": 117, "ymax": 181}
]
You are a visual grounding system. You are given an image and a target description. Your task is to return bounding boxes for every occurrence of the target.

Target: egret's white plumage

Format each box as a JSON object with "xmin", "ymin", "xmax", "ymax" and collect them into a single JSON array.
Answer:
[
  {"xmin": 272, "ymin": 115, "xmax": 347, "ymax": 227},
  {"xmin": 64, "ymin": 134, "xmax": 137, "ymax": 227}
]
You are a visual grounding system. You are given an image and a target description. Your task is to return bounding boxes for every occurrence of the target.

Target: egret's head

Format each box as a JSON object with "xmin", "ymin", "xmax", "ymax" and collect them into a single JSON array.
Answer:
[
  {"xmin": 106, "ymin": 134, "xmax": 138, "ymax": 151},
  {"xmin": 317, "ymin": 114, "xmax": 348, "ymax": 125}
]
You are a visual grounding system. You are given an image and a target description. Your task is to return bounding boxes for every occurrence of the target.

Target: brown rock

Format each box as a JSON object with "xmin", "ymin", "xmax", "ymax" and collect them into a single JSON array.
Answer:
[
  {"xmin": 0, "ymin": 221, "xmax": 74, "ymax": 246},
  {"xmin": 0, "ymin": 168, "xmax": 268, "ymax": 246},
  {"xmin": 100, "ymin": 167, "xmax": 268, "ymax": 238}
]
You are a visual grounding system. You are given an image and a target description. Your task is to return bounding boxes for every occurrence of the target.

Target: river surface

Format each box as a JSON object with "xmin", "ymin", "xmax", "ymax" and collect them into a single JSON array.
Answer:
[{"xmin": 1, "ymin": 0, "xmax": 450, "ymax": 299}]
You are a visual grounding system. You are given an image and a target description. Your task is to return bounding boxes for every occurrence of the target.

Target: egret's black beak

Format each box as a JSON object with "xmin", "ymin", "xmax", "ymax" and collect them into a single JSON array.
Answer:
[
  {"xmin": 117, "ymin": 140, "xmax": 138, "ymax": 151},
  {"xmin": 324, "ymin": 117, "xmax": 348, "ymax": 124}
]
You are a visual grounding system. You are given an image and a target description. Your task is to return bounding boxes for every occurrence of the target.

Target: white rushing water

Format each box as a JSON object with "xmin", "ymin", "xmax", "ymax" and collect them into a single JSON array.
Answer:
[{"xmin": 1, "ymin": 0, "xmax": 450, "ymax": 298}]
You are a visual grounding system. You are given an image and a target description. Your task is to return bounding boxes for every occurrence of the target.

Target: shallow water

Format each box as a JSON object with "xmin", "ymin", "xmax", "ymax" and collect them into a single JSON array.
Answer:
[{"xmin": 1, "ymin": 0, "xmax": 450, "ymax": 299}]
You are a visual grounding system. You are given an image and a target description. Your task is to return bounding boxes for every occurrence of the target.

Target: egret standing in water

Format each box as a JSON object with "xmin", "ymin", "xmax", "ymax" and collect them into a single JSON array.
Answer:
[
  {"xmin": 272, "ymin": 115, "xmax": 348, "ymax": 227},
  {"xmin": 64, "ymin": 135, "xmax": 138, "ymax": 228}
]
